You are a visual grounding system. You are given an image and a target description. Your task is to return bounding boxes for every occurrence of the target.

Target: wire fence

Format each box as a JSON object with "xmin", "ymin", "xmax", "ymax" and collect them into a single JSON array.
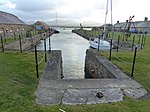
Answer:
[
  {"xmin": 0, "ymin": 30, "xmax": 52, "ymax": 79},
  {"xmin": 34, "ymin": 38, "xmax": 51, "ymax": 78},
  {"xmin": 98, "ymin": 33, "xmax": 145, "ymax": 78}
]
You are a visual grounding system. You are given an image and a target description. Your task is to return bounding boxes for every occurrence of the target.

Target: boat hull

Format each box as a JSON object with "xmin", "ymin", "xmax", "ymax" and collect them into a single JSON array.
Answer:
[{"xmin": 89, "ymin": 39, "xmax": 111, "ymax": 50}]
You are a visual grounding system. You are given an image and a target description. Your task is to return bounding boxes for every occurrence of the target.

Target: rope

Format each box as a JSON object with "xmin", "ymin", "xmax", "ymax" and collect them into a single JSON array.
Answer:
[
  {"xmin": 112, "ymin": 42, "xmax": 132, "ymax": 51},
  {"xmin": 38, "ymin": 52, "xmax": 45, "ymax": 65},
  {"xmin": 112, "ymin": 40, "xmax": 142, "ymax": 51},
  {"xmin": 111, "ymin": 53, "xmax": 133, "ymax": 65}
]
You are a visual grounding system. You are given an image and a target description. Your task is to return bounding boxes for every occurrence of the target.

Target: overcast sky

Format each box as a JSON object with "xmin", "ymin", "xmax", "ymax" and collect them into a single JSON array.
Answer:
[{"xmin": 0, "ymin": 0, "xmax": 150, "ymax": 26}]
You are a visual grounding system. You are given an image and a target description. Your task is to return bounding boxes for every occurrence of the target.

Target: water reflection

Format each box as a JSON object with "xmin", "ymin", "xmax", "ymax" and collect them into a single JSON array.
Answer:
[{"xmin": 36, "ymin": 28, "xmax": 89, "ymax": 79}]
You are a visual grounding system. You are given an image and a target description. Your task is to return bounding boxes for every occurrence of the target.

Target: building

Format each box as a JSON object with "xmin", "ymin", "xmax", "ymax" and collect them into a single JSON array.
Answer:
[
  {"xmin": 0, "ymin": 11, "xmax": 33, "ymax": 38},
  {"xmin": 114, "ymin": 17, "xmax": 150, "ymax": 33},
  {"xmin": 34, "ymin": 21, "xmax": 49, "ymax": 30}
]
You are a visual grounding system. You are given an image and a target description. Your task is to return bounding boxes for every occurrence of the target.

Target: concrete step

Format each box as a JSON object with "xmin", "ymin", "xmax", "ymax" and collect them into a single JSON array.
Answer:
[
  {"xmin": 36, "ymin": 78, "xmax": 147, "ymax": 105},
  {"xmin": 38, "ymin": 78, "xmax": 141, "ymax": 89}
]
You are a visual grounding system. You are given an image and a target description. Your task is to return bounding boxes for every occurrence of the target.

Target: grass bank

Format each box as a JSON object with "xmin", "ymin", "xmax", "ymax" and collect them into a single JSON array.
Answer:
[
  {"xmin": 0, "ymin": 51, "xmax": 45, "ymax": 111},
  {"xmin": 0, "ymin": 36, "xmax": 150, "ymax": 111}
]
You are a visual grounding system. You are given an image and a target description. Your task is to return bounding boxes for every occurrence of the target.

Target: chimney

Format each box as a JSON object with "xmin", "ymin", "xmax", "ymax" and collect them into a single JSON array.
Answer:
[
  {"xmin": 144, "ymin": 17, "xmax": 148, "ymax": 21},
  {"xmin": 117, "ymin": 21, "xmax": 119, "ymax": 23}
]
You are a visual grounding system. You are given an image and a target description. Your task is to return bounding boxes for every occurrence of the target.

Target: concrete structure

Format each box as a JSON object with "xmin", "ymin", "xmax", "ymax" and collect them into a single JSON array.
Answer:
[
  {"xmin": 35, "ymin": 49, "xmax": 148, "ymax": 105},
  {"xmin": 85, "ymin": 49, "xmax": 130, "ymax": 79},
  {"xmin": 34, "ymin": 21, "xmax": 49, "ymax": 30},
  {"xmin": 72, "ymin": 29, "xmax": 92, "ymax": 40}
]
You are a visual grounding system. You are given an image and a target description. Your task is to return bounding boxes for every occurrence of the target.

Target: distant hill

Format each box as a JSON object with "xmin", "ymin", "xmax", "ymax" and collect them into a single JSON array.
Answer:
[{"xmin": 0, "ymin": 11, "xmax": 25, "ymax": 24}]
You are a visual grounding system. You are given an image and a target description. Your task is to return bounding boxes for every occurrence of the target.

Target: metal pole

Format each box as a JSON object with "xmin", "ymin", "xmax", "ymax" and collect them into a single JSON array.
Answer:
[
  {"xmin": 109, "ymin": 39, "xmax": 113, "ymax": 61},
  {"xmin": 122, "ymin": 34, "xmax": 124, "ymax": 42},
  {"xmin": 19, "ymin": 35, "xmax": 22, "ymax": 53},
  {"xmin": 49, "ymin": 36, "xmax": 51, "ymax": 53},
  {"xmin": 14, "ymin": 32, "xmax": 16, "ymax": 40},
  {"xmin": 131, "ymin": 35, "xmax": 135, "ymax": 50},
  {"xmin": 131, "ymin": 46, "xmax": 137, "ymax": 78},
  {"xmin": 138, "ymin": 34, "xmax": 141, "ymax": 44},
  {"xmin": 140, "ymin": 34, "xmax": 144, "ymax": 49},
  {"xmin": 143, "ymin": 34, "xmax": 147, "ymax": 47},
  {"xmin": 98, "ymin": 36, "xmax": 100, "ymax": 51},
  {"xmin": 44, "ymin": 39, "xmax": 47, "ymax": 62},
  {"xmin": 4, "ymin": 32, "xmax": 7, "ymax": 43},
  {"xmin": 34, "ymin": 45, "xmax": 39, "ymax": 78},
  {"xmin": 0, "ymin": 35, "xmax": 4, "ymax": 52},
  {"xmin": 117, "ymin": 35, "xmax": 120, "ymax": 52}
]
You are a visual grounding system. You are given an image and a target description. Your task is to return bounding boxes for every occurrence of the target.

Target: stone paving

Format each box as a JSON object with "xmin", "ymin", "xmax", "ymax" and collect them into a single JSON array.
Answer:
[{"xmin": 35, "ymin": 50, "xmax": 148, "ymax": 105}]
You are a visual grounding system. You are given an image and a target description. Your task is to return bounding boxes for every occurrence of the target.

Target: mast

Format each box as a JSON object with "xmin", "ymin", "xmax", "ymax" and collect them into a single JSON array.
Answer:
[
  {"xmin": 111, "ymin": 0, "xmax": 114, "ymax": 40},
  {"xmin": 56, "ymin": 13, "xmax": 58, "ymax": 27},
  {"xmin": 111, "ymin": 0, "xmax": 113, "ymax": 26},
  {"xmin": 103, "ymin": 0, "xmax": 109, "ymax": 41}
]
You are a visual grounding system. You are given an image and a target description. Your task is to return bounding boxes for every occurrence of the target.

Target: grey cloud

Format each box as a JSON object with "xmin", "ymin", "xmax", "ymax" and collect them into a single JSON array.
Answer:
[
  {"xmin": 1, "ymin": 0, "xmax": 108, "ymax": 26},
  {"xmin": 94, "ymin": 0, "xmax": 105, "ymax": 10},
  {"xmin": 0, "ymin": 3, "xmax": 5, "ymax": 6},
  {"xmin": 11, "ymin": 0, "xmax": 63, "ymax": 12},
  {"xmin": 8, "ymin": 0, "xmax": 64, "ymax": 24}
]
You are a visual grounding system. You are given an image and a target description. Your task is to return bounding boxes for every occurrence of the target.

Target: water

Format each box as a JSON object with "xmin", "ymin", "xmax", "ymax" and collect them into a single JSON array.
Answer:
[{"xmin": 36, "ymin": 28, "xmax": 89, "ymax": 79}]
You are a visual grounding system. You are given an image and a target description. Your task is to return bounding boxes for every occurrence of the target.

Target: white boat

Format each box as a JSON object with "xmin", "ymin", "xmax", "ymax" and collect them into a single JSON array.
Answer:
[
  {"xmin": 90, "ymin": 38, "xmax": 111, "ymax": 50},
  {"xmin": 90, "ymin": 0, "xmax": 113, "ymax": 50}
]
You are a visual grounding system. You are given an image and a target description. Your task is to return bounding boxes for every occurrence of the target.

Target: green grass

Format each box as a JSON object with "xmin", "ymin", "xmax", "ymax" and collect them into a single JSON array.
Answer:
[
  {"xmin": 0, "ymin": 34, "xmax": 150, "ymax": 111},
  {"xmin": 0, "ymin": 51, "xmax": 45, "ymax": 111},
  {"xmin": 99, "ymin": 34, "xmax": 150, "ymax": 91}
]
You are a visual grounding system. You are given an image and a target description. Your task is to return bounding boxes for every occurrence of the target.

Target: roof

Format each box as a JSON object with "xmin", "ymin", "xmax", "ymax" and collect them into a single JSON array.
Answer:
[
  {"xmin": 100, "ymin": 24, "xmax": 113, "ymax": 27},
  {"xmin": 0, "ymin": 11, "xmax": 25, "ymax": 25},
  {"xmin": 34, "ymin": 21, "xmax": 49, "ymax": 27}
]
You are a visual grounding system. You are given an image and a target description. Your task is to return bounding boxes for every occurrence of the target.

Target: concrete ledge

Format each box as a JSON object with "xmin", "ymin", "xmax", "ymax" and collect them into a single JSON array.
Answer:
[
  {"xmin": 36, "ymin": 78, "xmax": 148, "ymax": 105},
  {"xmin": 35, "ymin": 49, "xmax": 148, "ymax": 105},
  {"xmin": 41, "ymin": 50, "xmax": 63, "ymax": 80}
]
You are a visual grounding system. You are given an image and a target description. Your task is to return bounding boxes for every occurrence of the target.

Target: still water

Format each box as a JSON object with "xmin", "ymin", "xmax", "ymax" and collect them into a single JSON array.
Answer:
[{"xmin": 36, "ymin": 28, "xmax": 89, "ymax": 79}]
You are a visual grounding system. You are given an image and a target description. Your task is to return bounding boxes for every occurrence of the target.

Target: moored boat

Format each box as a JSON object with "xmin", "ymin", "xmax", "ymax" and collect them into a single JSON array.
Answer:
[
  {"xmin": 90, "ymin": 0, "xmax": 113, "ymax": 50},
  {"xmin": 89, "ymin": 38, "xmax": 111, "ymax": 50}
]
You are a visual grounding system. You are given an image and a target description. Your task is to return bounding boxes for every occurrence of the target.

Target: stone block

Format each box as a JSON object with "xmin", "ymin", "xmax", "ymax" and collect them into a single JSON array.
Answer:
[
  {"xmin": 62, "ymin": 88, "xmax": 123, "ymax": 105},
  {"xmin": 124, "ymin": 88, "xmax": 148, "ymax": 99}
]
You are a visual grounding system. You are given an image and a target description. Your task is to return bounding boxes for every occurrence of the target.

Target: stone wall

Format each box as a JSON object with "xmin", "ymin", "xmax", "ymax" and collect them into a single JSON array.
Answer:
[
  {"xmin": 72, "ymin": 29, "xmax": 91, "ymax": 40},
  {"xmin": 0, "ymin": 24, "xmax": 33, "ymax": 38},
  {"xmin": 4, "ymin": 31, "xmax": 54, "ymax": 50},
  {"xmin": 85, "ymin": 49, "xmax": 129, "ymax": 79}
]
